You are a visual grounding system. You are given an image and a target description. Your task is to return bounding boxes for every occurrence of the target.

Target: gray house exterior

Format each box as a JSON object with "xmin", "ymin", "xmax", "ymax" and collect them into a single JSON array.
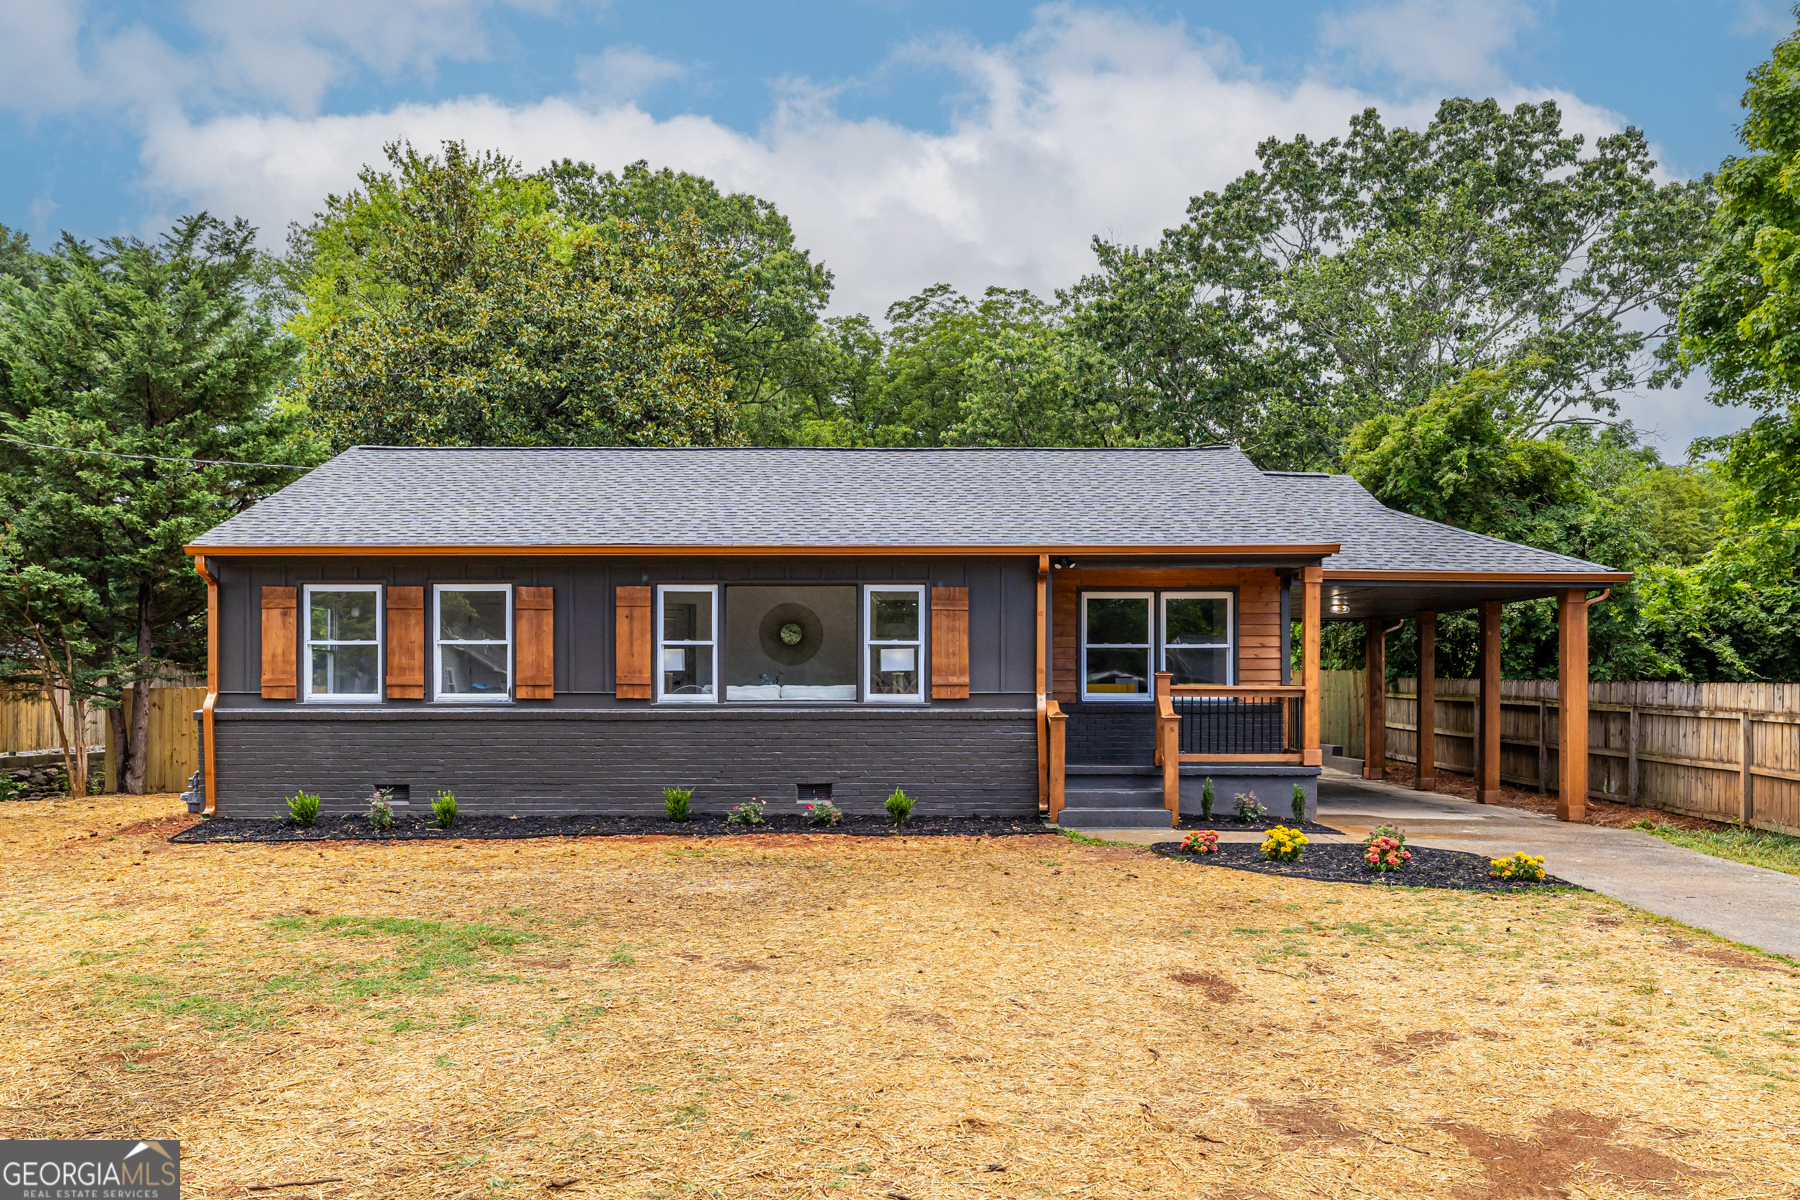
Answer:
[{"xmin": 184, "ymin": 446, "xmax": 1629, "ymax": 826}]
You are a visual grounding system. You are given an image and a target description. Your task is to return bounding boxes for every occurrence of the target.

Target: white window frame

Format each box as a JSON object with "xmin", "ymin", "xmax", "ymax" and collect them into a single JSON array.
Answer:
[
  {"xmin": 432, "ymin": 583, "xmax": 513, "ymax": 703},
  {"xmin": 1160, "ymin": 591, "xmax": 1235, "ymax": 687},
  {"xmin": 656, "ymin": 584, "xmax": 719, "ymax": 704},
  {"xmin": 1079, "ymin": 590, "xmax": 1155, "ymax": 702},
  {"xmin": 302, "ymin": 583, "xmax": 383, "ymax": 703},
  {"xmin": 862, "ymin": 584, "xmax": 927, "ymax": 704}
]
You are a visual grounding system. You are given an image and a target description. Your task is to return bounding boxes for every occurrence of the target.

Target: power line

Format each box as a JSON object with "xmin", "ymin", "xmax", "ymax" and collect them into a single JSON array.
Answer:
[{"xmin": 0, "ymin": 435, "xmax": 314, "ymax": 471}]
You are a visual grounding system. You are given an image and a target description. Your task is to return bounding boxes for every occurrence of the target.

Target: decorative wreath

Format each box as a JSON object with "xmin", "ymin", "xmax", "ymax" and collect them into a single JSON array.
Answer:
[{"xmin": 779, "ymin": 622, "xmax": 804, "ymax": 646}]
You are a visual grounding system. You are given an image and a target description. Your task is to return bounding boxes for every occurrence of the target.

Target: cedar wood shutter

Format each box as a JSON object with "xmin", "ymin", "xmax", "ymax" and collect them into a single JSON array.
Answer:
[
  {"xmin": 384, "ymin": 587, "xmax": 425, "ymax": 699},
  {"xmin": 930, "ymin": 586, "xmax": 970, "ymax": 699},
  {"xmin": 260, "ymin": 586, "xmax": 297, "ymax": 699},
  {"xmin": 515, "ymin": 587, "xmax": 555, "ymax": 699},
  {"xmin": 615, "ymin": 585, "xmax": 654, "ymax": 699}
]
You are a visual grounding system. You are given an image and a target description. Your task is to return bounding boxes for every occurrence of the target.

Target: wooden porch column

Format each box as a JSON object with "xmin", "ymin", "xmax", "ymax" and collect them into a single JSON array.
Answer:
[
  {"xmin": 1414, "ymin": 611, "xmax": 1436, "ymax": 790},
  {"xmin": 1477, "ymin": 601, "xmax": 1502, "ymax": 803},
  {"xmin": 1557, "ymin": 589, "xmax": 1589, "ymax": 822},
  {"xmin": 1301, "ymin": 566, "xmax": 1322, "ymax": 767},
  {"xmin": 1363, "ymin": 618, "xmax": 1386, "ymax": 780},
  {"xmin": 1036, "ymin": 554, "xmax": 1049, "ymax": 807}
]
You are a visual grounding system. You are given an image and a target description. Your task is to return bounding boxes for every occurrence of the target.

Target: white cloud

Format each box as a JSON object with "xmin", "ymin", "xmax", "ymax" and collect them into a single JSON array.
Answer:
[
  {"xmin": 136, "ymin": 5, "xmax": 1636, "ymax": 320},
  {"xmin": 1318, "ymin": 0, "xmax": 1537, "ymax": 91},
  {"xmin": 573, "ymin": 46, "xmax": 688, "ymax": 107},
  {"xmin": 0, "ymin": 0, "xmax": 598, "ymax": 118},
  {"xmin": 1731, "ymin": 1, "xmax": 1792, "ymax": 38}
]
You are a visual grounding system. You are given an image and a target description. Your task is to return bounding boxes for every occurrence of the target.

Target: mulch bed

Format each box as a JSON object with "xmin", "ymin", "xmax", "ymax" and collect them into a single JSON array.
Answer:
[
  {"xmin": 169, "ymin": 812, "xmax": 1055, "ymax": 844},
  {"xmin": 1174, "ymin": 815, "xmax": 1342, "ymax": 834},
  {"xmin": 1151, "ymin": 841, "xmax": 1583, "ymax": 892}
]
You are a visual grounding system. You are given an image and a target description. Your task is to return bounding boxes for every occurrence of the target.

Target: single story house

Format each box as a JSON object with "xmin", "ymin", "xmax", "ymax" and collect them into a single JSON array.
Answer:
[{"xmin": 182, "ymin": 446, "xmax": 1629, "ymax": 827}]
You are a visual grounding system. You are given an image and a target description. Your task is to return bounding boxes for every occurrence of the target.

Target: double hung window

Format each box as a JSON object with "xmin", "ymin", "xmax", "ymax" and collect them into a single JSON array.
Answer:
[
  {"xmin": 1080, "ymin": 590, "xmax": 1236, "ymax": 700},
  {"xmin": 1081, "ymin": 593, "xmax": 1153, "ymax": 699},
  {"xmin": 865, "ymin": 586, "xmax": 924, "ymax": 702},
  {"xmin": 1162, "ymin": 592, "xmax": 1233, "ymax": 685},
  {"xmin": 304, "ymin": 585, "xmax": 381, "ymax": 701},
  {"xmin": 435, "ymin": 585, "xmax": 512, "ymax": 700},
  {"xmin": 657, "ymin": 586, "xmax": 717, "ymax": 702}
]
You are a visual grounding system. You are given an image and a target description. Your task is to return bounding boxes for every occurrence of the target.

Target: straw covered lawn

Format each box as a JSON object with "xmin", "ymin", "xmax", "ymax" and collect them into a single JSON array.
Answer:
[{"xmin": 3, "ymin": 794, "xmax": 1798, "ymax": 1199}]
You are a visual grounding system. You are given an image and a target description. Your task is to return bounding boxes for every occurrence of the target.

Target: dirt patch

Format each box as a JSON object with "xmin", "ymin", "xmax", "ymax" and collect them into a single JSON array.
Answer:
[
  {"xmin": 1665, "ymin": 937, "xmax": 1786, "ymax": 972},
  {"xmin": 890, "ymin": 1004, "xmax": 954, "ymax": 1030},
  {"xmin": 1249, "ymin": 1099, "xmax": 1364, "ymax": 1146},
  {"xmin": 1440, "ymin": 1108, "xmax": 1714, "ymax": 1198},
  {"xmin": 1169, "ymin": 970, "xmax": 1240, "ymax": 1002},
  {"xmin": 1373, "ymin": 1030, "xmax": 1458, "ymax": 1062}
]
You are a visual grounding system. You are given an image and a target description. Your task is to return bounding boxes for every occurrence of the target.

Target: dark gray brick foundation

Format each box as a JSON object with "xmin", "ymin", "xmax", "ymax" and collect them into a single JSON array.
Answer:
[{"xmin": 211, "ymin": 708, "xmax": 1039, "ymax": 819}]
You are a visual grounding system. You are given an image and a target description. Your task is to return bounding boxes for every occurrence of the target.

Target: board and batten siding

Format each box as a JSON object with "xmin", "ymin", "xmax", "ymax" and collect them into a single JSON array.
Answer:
[
  {"xmin": 207, "ymin": 555, "xmax": 1040, "ymax": 708},
  {"xmin": 1050, "ymin": 568, "xmax": 1288, "ymax": 704}
]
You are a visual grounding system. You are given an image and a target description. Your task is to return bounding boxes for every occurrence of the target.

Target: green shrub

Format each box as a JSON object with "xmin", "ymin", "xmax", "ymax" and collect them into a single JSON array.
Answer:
[
  {"xmin": 369, "ymin": 787, "xmax": 395, "ymax": 831},
  {"xmin": 664, "ymin": 786, "xmax": 693, "ymax": 822},
  {"xmin": 885, "ymin": 787, "xmax": 915, "ymax": 827},
  {"xmin": 1201, "ymin": 777, "xmax": 1215, "ymax": 820},
  {"xmin": 432, "ymin": 790, "xmax": 458, "ymax": 829},
  {"xmin": 1291, "ymin": 783, "xmax": 1307, "ymax": 824},
  {"xmin": 287, "ymin": 790, "xmax": 321, "ymax": 827},
  {"xmin": 804, "ymin": 799, "xmax": 842, "ymax": 826},
  {"xmin": 727, "ymin": 799, "xmax": 765, "ymax": 827}
]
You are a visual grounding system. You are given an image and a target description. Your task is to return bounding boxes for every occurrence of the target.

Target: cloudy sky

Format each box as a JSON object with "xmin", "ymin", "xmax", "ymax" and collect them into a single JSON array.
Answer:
[{"xmin": 1, "ymin": 0, "xmax": 1787, "ymax": 451}]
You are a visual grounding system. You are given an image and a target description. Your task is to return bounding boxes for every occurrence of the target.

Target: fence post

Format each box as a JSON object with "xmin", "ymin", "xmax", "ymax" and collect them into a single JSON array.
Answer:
[
  {"xmin": 1741, "ymin": 711, "xmax": 1754, "ymax": 824},
  {"xmin": 1537, "ymin": 699, "xmax": 1548, "ymax": 795},
  {"xmin": 1628, "ymin": 703, "xmax": 1639, "ymax": 803}
]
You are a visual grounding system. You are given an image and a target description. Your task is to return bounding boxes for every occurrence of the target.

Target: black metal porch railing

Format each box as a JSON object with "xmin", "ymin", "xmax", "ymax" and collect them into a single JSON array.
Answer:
[{"xmin": 1174, "ymin": 695, "xmax": 1289, "ymax": 756}]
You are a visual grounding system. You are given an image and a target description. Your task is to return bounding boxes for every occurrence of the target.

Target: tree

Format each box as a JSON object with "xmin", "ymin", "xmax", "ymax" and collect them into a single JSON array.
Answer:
[
  {"xmin": 0, "ymin": 215, "xmax": 310, "ymax": 793},
  {"xmin": 292, "ymin": 142, "xmax": 747, "ymax": 449},
  {"xmin": 1679, "ymin": 9, "xmax": 1800, "ymax": 546},
  {"xmin": 535, "ymin": 159, "xmax": 833, "ymax": 424},
  {"xmin": 1081, "ymin": 99, "xmax": 1715, "ymax": 468}
]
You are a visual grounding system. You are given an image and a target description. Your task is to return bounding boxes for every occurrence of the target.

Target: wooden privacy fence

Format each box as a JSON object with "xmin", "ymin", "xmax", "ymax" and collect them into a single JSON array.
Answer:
[
  {"xmin": 102, "ymin": 686, "xmax": 207, "ymax": 794},
  {"xmin": 1320, "ymin": 670, "xmax": 1800, "ymax": 833},
  {"xmin": 0, "ymin": 690, "xmax": 106, "ymax": 756}
]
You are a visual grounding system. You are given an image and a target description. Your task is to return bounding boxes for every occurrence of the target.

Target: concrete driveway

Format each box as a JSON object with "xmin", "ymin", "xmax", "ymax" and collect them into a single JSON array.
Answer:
[{"xmin": 1065, "ymin": 768, "xmax": 1800, "ymax": 959}]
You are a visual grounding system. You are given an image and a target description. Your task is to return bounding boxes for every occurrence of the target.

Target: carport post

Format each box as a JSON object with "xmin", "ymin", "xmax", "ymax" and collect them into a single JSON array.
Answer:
[
  {"xmin": 1414, "ymin": 611, "xmax": 1435, "ymax": 790},
  {"xmin": 1363, "ymin": 617, "xmax": 1386, "ymax": 780},
  {"xmin": 1477, "ymin": 601, "xmax": 1502, "ymax": 804},
  {"xmin": 1556, "ymin": 589, "xmax": 1589, "ymax": 822}
]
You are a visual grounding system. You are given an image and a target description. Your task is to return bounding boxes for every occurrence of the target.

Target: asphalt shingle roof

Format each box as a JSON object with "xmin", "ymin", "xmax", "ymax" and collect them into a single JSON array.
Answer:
[{"xmin": 188, "ymin": 446, "xmax": 1621, "ymax": 577}]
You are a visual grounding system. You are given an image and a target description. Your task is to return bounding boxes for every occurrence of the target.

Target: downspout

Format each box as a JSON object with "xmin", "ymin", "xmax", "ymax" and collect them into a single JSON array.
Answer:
[
  {"xmin": 193, "ymin": 556, "xmax": 218, "ymax": 816},
  {"xmin": 1586, "ymin": 589, "xmax": 1611, "ymax": 608}
]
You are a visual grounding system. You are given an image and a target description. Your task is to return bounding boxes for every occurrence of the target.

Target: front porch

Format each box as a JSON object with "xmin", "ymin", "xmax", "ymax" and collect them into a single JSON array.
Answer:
[{"xmin": 1036, "ymin": 557, "xmax": 1624, "ymax": 830}]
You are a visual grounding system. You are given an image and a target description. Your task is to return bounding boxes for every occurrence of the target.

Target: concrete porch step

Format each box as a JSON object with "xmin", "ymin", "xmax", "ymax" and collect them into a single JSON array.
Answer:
[
  {"xmin": 1056, "ymin": 806, "xmax": 1177, "ymax": 829},
  {"xmin": 1060, "ymin": 787, "xmax": 1166, "ymax": 809}
]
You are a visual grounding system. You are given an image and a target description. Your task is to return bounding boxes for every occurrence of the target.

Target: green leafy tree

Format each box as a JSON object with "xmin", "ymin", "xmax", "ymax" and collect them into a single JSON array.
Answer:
[
  {"xmin": 1082, "ymin": 99, "xmax": 1714, "ymax": 468},
  {"xmin": 1679, "ymin": 9, "xmax": 1800, "ymax": 551},
  {"xmin": 535, "ymin": 159, "xmax": 834, "ymax": 424},
  {"xmin": 292, "ymin": 142, "xmax": 747, "ymax": 449},
  {"xmin": 0, "ymin": 215, "xmax": 310, "ymax": 793}
]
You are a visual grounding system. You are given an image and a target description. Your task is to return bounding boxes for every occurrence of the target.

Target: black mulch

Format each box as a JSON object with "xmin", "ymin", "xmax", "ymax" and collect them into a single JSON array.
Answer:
[
  {"xmin": 1150, "ymin": 841, "xmax": 1582, "ymax": 892},
  {"xmin": 169, "ymin": 812, "xmax": 1056, "ymax": 844},
  {"xmin": 1175, "ymin": 814, "xmax": 1342, "ymax": 834}
]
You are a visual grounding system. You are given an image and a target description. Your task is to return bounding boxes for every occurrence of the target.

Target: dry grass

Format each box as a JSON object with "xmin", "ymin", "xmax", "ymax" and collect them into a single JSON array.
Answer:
[{"xmin": 3, "ymin": 793, "xmax": 1798, "ymax": 1199}]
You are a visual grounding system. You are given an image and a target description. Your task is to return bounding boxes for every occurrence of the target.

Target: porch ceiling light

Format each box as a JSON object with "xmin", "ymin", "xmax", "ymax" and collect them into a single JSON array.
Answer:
[{"xmin": 1328, "ymin": 595, "xmax": 1351, "ymax": 615}]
